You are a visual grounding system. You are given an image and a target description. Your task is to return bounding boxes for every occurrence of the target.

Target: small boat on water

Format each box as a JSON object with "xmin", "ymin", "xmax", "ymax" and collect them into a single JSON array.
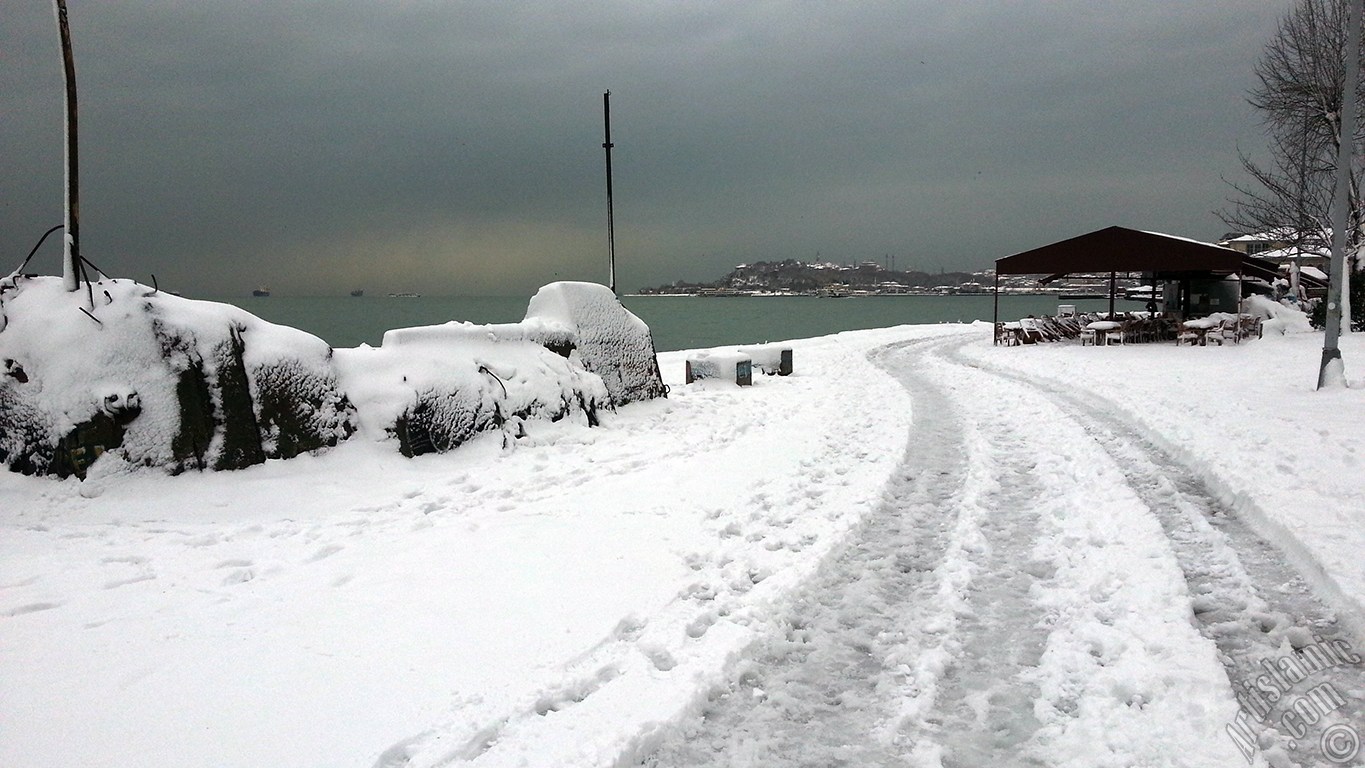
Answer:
[
  {"xmin": 350, "ymin": 289, "xmax": 364, "ymax": 297},
  {"xmin": 387, "ymin": 292, "xmax": 421, "ymax": 298},
  {"xmin": 252, "ymin": 286, "xmax": 271, "ymax": 297}
]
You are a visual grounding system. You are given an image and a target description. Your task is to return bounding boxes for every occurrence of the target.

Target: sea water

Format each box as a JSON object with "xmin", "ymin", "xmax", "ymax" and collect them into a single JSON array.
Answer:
[{"xmin": 210, "ymin": 294, "xmax": 1143, "ymax": 352}]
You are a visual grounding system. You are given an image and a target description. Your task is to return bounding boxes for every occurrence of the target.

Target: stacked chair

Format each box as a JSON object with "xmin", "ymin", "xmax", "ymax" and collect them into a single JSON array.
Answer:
[{"xmin": 998, "ymin": 311, "xmax": 1183, "ymax": 347}]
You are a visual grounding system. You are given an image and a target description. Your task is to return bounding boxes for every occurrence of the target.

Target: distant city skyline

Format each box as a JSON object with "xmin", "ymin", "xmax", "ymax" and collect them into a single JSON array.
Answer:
[{"xmin": 3, "ymin": 2, "xmax": 1286, "ymax": 297}]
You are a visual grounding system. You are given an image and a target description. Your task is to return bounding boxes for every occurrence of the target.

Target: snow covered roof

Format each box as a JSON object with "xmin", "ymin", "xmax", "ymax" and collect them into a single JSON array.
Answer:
[
  {"xmin": 997, "ymin": 226, "xmax": 1280, "ymax": 280},
  {"xmin": 1220, "ymin": 229, "xmax": 1298, "ymax": 244},
  {"xmin": 1256, "ymin": 244, "xmax": 1330, "ymax": 261}
]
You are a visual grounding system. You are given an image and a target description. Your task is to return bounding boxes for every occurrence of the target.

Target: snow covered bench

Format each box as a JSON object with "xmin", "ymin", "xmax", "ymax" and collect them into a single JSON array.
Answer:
[
  {"xmin": 736, "ymin": 344, "xmax": 792, "ymax": 376},
  {"xmin": 685, "ymin": 351, "xmax": 753, "ymax": 386}
]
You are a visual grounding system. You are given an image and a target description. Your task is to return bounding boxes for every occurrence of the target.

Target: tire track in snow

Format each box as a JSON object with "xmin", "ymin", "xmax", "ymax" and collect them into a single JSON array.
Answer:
[
  {"xmin": 641, "ymin": 337, "xmax": 1060, "ymax": 766},
  {"xmin": 644, "ymin": 333, "xmax": 1264, "ymax": 767},
  {"xmin": 945, "ymin": 340, "xmax": 1365, "ymax": 767},
  {"xmin": 639, "ymin": 337, "xmax": 973, "ymax": 765}
]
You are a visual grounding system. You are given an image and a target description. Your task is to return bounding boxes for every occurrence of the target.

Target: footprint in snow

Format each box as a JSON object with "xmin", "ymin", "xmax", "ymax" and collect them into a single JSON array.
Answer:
[
  {"xmin": 104, "ymin": 574, "xmax": 156, "ymax": 589},
  {"xmin": 686, "ymin": 613, "xmax": 716, "ymax": 639},
  {"xmin": 307, "ymin": 544, "xmax": 344, "ymax": 563},
  {"xmin": 220, "ymin": 569, "xmax": 255, "ymax": 586},
  {"xmin": 643, "ymin": 646, "xmax": 678, "ymax": 672},
  {"xmin": 5, "ymin": 601, "xmax": 62, "ymax": 617},
  {"xmin": 613, "ymin": 614, "xmax": 647, "ymax": 641}
]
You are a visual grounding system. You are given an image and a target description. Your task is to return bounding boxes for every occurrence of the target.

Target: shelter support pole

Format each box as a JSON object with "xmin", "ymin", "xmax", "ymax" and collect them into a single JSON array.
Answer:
[
  {"xmin": 1107, "ymin": 272, "xmax": 1116, "ymax": 318},
  {"xmin": 992, "ymin": 272, "xmax": 1000, "ymax": 344}
]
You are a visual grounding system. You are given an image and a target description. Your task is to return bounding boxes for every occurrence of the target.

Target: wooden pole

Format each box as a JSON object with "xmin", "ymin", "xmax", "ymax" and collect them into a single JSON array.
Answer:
[
  {"xmin": 602, "ymin": 91, "xmax": 616, "ymax": 294},
  {"xmin": 992, "ymin": 270, "xmax": 1000, "ymax": 344},
  {"xmin": 55, "ymin": 0, "xmax": 80, "ymax": 292}
]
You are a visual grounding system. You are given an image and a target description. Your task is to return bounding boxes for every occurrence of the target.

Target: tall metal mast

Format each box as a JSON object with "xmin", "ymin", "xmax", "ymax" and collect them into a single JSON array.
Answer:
[
  {"xmin": 602, "ymin": 90, "xmax": 616, "ymax": 294},
  {"xmin": 55, "ymin": 0, "xmax": 80, "ymax": 292}
]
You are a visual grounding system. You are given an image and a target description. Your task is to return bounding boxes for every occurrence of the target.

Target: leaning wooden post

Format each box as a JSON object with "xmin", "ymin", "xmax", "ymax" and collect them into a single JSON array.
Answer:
[{"xmin": 55, "ymin": 0, "xmax": 80, "ymax": 292}]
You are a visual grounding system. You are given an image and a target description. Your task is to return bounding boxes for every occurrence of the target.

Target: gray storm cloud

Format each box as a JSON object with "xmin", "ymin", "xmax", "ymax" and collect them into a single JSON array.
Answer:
[{"xmin": 2, "ymin": 1, "xmax": 1282, "ymax": 296}]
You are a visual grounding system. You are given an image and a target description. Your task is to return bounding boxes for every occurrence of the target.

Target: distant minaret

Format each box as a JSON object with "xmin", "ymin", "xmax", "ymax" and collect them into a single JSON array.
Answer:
[{"xmin": 55, "ymin": 0, "xmax": 80, "ymax": 291}]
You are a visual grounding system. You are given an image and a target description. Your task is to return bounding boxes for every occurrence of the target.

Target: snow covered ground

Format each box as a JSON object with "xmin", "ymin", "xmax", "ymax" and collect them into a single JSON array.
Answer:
[{"xmin": 3, "ymin": 322, "xmax": 1364, "ymax": 767}]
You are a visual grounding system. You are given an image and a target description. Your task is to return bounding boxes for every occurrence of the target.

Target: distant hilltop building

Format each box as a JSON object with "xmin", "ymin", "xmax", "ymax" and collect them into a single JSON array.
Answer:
[{"xmin": 638, "ymin": 259, "xmax": 980, "ymax": 296}]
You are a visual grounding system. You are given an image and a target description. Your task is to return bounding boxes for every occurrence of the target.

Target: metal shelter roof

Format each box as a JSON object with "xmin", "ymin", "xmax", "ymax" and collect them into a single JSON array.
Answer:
[{"xmin": 996, "ymin": 226, "xmax": 1286, "ymax": 279}]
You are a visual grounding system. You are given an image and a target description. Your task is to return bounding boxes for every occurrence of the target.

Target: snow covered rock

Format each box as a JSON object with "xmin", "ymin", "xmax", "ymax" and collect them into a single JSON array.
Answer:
[
  {"xmin": 523, "ymin": 282, "xmax": 667, "ymax": 406},
  {"xmin": 335, "ymin": 326, "xmax": 607, "ymax": 456},
  {"xmin": 1, "ymin": 278, "xmax": 661, "ymax": 474},
  {"xmin": 0, "ymin": 276, "xmax": 355, "ymax": 477},
  {"xmin": 335, "ymin": 282, "xmax": 664, "ymax": 456},
  {"xmin": 0, "ymin": 371, "xmax": 50, "ymax": 475}
]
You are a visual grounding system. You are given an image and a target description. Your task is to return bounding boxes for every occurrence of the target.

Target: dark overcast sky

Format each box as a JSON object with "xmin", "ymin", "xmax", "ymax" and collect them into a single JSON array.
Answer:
[{"xmin": 3, "ymin": 1, "xmax": 1285, "ymax": 297}]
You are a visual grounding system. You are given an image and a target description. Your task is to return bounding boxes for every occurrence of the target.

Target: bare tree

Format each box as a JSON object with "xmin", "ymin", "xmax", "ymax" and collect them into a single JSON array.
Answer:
[{"xmin": 1222, "ymin": 0, "xmax": 1365, "ymax": 260}]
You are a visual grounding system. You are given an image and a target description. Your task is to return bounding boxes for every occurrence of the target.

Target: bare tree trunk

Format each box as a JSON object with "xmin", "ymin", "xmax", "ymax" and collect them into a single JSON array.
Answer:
[
  {"xmin": 55, "ymin": 0, "xmax": 80, "ymax": 292},
  {"xmin": 1319, "ymin": 0, "xmax": 1359, "ymax": 388}
]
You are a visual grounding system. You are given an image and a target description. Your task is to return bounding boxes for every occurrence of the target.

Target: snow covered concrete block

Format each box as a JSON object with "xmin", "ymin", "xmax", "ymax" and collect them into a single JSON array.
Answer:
[
  {"xmin": 524, "ymin": 282, "xmax": 667, "ymax": 406},
  {"xmin": 392, "ymin": 385, "xmax": 492, "ymax": 456},
  {"xmin": 383, "ymin": 320, "xmax": 580, "ymax": 361},
  {"xmin": 685, "ymin": 351, "xmax": 753, "ymax": 386},
  {"xmin": 737, "ymin": 344, "xmax": 793, "ymax": 376},
  {"xmin": 248, "ymin": 353, "xmax": 355, "ymax": 460},
  {"xmin": 0, "ymin": 276, "xmax": 357, "ymax": 478},
  {"xmin": 335, "ymin": 332, "xmax": 607, "ymax": 457},
  {"xmin": 148, "ymin": 298, "xmax": 357, "ymax": 472},
  {"xmin": 169, "ymin": 326, "xmax": 265, "ymax": 472}
]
